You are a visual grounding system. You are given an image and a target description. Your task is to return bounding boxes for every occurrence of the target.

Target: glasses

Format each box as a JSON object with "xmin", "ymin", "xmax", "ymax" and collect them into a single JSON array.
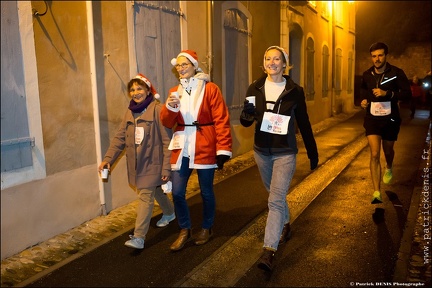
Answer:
[{"xmin": 175, "ymin": 63, "xmax": 191, "ymax": 69}]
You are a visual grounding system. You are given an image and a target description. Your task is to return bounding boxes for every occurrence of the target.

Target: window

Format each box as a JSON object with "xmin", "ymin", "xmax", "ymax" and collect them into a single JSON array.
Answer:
[
  {"xmin": 348, "ymin": 2, "xmax": 355, "ymax": 33},
  {"xmin": 334, "ymin": 1, "xmax": 344, "ymax": 28},
  {"xmin": 1, "ymin": 1, "xmax": 33, "ymax": 172},
  {"xmin": 335, "ymin": 48, "xmax": 342, "ymax": 93},
  {"xmin": 347, "ymin": 51, "xmax": 353, "ymax": 93},
  {"xmin": 133, "ymin": 1, "xmax": 182, "ymax": 99},
  {"xmin": 321, "ymin": 1, "xmax": 331, "ymax": 20},
  {"xmin": 222, "ymin": 2, "xmax": 252, "ymax": 122},
  {"xmin": 322, "ymin": 45, "xmax": 329, "ymax": 97},
  {"xmin": 306, "ymin": 37, "xmax": 315, "ymax": 101}
]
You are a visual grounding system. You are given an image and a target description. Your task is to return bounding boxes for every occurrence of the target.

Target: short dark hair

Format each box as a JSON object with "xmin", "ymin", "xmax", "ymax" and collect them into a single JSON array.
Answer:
[
  {"xmin": 127, "ymin": 78, "xmax": 149, "ymax": 92},
  {"xmin": 369, "ymin": 42, "xmax": 388, "ymax": 55}
]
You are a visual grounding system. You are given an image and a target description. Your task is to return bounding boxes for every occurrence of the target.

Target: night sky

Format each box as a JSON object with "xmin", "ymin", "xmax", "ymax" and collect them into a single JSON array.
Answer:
[{"xmin": 356, "ymin": 1, "xmax": 431, "ymax": 56}]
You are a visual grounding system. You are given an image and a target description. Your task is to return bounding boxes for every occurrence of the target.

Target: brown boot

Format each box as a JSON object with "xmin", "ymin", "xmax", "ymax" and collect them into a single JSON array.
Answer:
[
  {"xmin": 170, "ymin": 229, "xmax": 191, "ymax": 251},
  {"xmin": 257, "ymin": 248, "xmax": 275, "ymax": 271},
  {"xmin": 279, "ymin": 223, "xmax": 292, "ymax": 246},
  {"xmin": 194, "ymin": 228, "xmax": 213, "ymax": 245}
]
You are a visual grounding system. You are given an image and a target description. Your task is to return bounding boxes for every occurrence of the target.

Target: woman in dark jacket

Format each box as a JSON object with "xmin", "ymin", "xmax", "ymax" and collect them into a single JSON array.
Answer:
[{"xmin": 240, "ymin": 46, "xmax": 318, "ymax": 271}]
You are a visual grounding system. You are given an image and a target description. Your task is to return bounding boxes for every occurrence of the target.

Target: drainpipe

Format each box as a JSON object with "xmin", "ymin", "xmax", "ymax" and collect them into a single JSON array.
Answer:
[
  {"xmin": 331, "ymin": 1, "xmax": 336, "ymax": 116},
  {"xmin": 207, "ymin": 1, "xmax": 213, "ymax": 80},
  {"xmin": 280, "ymin": 1, "xmax": 288, "ymax": 49},
  {"xmin": 86, "ymin": 1, "xmax": 106, "ymax": 215}
]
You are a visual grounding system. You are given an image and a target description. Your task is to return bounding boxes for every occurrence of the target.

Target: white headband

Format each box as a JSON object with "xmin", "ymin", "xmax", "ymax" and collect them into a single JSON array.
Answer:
[{"xmin": 263, "ymin": 46, "xmax": 289, "ymax": 68}]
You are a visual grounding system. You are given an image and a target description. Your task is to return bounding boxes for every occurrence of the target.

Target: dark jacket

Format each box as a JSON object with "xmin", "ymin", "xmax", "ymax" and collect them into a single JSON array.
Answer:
[
  {"xmin": 240, "ymin": 74, "xmax": 318, "ymax": 161},
  {"xmin": 103, "ymin": 99, "xmax": 172, "ymax": 189},
  {"xmin": 361, "ymin": 63, "xmax": 411, "ymax": 120}
]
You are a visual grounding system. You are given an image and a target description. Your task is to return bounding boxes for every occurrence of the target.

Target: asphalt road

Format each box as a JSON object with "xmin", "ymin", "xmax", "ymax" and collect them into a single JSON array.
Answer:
[
  {"xmin": 26, "ymin": 165, "xmax": 270, "ymax": 287},
  {"xmin": 235, "ymin": 116, "xmax": 426, "ymax": 287},
  {"xmin": 25, "ymin": 108, "xmax": 430, "ymax": 287}
]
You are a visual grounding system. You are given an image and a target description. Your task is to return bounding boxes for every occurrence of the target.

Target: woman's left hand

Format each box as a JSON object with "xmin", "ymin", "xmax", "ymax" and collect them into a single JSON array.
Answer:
[{"xmin": 161, "ymin": 175, "xmax": 170, "ymax": 181}]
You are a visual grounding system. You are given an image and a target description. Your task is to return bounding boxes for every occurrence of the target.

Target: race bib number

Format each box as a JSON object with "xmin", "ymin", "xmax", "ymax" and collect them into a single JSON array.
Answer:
[
  {"xmin": 168, "ymin": 131, "xmax": 185, "ymax": 150},
  {"xmin": 260, "ymin": 112, "xmax": 290, "ymax": 135},
  {"xmin": 370, "ymin": 101, "xmax": 391, "ymax": 116},
  {"xmin": 135, "ymin": 127, "xmax": 144, "ymax": 144}
]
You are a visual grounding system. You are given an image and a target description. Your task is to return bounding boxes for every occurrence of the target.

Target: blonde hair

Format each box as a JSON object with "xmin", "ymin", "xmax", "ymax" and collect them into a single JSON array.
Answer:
[{"xmin": 263, "ymin": 46, "xmax": 293, "ymax": 73}]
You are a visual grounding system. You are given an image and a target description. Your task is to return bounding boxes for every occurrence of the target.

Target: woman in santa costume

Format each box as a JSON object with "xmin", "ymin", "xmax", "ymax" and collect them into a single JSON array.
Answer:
[{"xmin": 160, "ymin": 50, "xmax": 232, "ymax": 251}]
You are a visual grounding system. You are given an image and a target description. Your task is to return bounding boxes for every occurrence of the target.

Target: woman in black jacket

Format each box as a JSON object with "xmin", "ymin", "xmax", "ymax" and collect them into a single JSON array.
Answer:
[{"xmin": 240, "ymin": 46, "xmax": 318, "ymax": 271}]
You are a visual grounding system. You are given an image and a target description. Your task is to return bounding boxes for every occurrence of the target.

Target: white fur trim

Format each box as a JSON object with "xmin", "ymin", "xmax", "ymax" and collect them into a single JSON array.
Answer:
[
  {"xmin": 173, "ymin": 52, "xmax": 198, "ymax": 69},
  {"xmin": 134, "ymin": 74, "xmax": 151, "ymax": 88}
]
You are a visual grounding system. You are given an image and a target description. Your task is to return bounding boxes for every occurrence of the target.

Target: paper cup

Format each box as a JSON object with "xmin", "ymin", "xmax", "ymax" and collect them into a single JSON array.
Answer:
[
  {"xmin": 161, "ymin": 181, "xmax": 172, "ymax": 194},
  {"xmin": 246, "ymin": 96, "xmax": 255, "ymax": 106},
  {"xmin": 101, "ymin": 168, "xmax": 109, "ymax": 179},
  {"xmin": 171, "ymin": 91, "xmax": 179, "ymax": 99}
]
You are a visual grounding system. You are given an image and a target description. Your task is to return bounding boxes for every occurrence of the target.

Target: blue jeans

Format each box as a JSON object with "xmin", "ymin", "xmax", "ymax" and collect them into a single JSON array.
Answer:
[
  {"xmin": 254, "ymin": 152, "xmax": 296, "ymax": 251},
  {"xmin": 171, "ymin": 157, "xmax": 216, "ymax": 229}
]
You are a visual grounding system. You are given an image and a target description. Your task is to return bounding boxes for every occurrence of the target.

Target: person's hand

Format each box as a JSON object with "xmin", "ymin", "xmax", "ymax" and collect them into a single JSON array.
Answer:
[
  {"xmin": 167, "ymin": 93, "xmax": 180, "ymax": 108},
  {"xmin": 372, "ymin": 88, "xmax": 386, "ymax": 97},
  {"xmin": 242, "ymin": 99, "xmax": 255, "ymax": 115},
  {"xmin": 98, "ymin": 161, "xmax": 110, "ymax": 173},
  {"xmin": 161, "ymin": 175, "xmax": 170, "ymax": 181},
  {"xmin": 310, "ymin": 158, "xmax": 318, "ymax": 170},
  {"xmin": 360, "ymin": 99, "xmax": 369, "ymax": 109},
  {"xmin": 216, "ymin": 155, "xmax": 230, "ymax": 170}
]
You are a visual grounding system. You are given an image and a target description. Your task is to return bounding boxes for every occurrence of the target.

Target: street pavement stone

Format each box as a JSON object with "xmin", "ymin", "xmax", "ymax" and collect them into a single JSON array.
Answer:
[{"xmin": 1, "ymin": 112, "xmax": 430, "ymax": 287}]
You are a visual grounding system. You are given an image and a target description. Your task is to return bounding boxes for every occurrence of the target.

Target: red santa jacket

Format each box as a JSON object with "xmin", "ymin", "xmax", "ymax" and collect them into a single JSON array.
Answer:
[{"xmin": 160, "ymin": 74, "xmax": 232, "ymax": 170}]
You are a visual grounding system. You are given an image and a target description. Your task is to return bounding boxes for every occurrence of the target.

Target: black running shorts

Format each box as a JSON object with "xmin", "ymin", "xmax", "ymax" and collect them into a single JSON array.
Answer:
[{"xmin": 363, "ymin": 117, "xmax": 401, "ymax": 141}]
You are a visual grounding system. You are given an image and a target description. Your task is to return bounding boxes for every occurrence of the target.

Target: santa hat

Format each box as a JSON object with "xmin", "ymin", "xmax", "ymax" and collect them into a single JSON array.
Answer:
[
  {"xmin": 263, "ymin": 46, "xmax": 289, "ymax": 69},
  {"xmin": 170, "ymin": 50, "xmax": 199, "ymax": 69},
  {"xmin": 133, "ymin": 73, "xmax": 160, "ymax": 99}
]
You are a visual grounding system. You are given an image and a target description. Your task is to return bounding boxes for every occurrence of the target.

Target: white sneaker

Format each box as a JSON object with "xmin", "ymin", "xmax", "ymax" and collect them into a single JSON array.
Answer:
[
  {"xmin": 124, "ymin": 235, "xmax": 144, "ymax": 249},
  {"xmin": 156, "ymin": 213, "xmax": 176, "ymax": 228}
]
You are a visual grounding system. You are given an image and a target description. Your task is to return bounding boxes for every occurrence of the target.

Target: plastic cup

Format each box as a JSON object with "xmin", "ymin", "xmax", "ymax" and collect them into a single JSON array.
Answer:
[
  {"xmin": 101, "ymin": 168, "xmax": 109, "ymax": 180},
  {"xmin": 246, "ymin": 96, "xmax": 255, "ymax": 106},
  {"xmin": 171, "ymin": 92, "xmax": 179, "ymax": 99}
]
